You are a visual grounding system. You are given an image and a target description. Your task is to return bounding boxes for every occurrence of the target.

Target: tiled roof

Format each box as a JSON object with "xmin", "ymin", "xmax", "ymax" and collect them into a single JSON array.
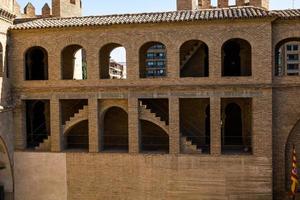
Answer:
[
  {"xmin": 9, "ymin": 6, "xmax": 300, "ymax": 30},
  {"xmin": 0, "ymin": 8, "xmax": 16, "ymax": 21},
  {"xmin": 272, "ymin": 9, "xmax": 300, "ymax": 19}
]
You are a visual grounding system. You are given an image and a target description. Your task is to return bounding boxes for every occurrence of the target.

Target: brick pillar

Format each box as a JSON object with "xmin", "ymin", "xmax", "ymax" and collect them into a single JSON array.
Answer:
[
  {"xmin": 199, "ymin": 0, "xmax": 211, "ymax": 9},
  {"xmin": 50, "ymin": 98, "xmax": 63, "ymax": 152},
  {"xmin": 210, "ymin": 97, "xmax": 221, "ymax": 155},
  {"xmin": 48, "ymin": 47, "xmax": 60, "ymax": 80},
  {"xmin": 86, "ymin": 46, "xmax": 99, "ymax": 80},
  {"xmin": 236, "ymin": 0, "xmax": 245, "ymax": 6},
  {"xmin": 128, "ymin": 97, "xmax": 140, "ymax": 153},
  {"xmin": 249, "ymin": 0, "xmax": 269, "ymax": 9},
  {"xmin": 169, "ymin": 97, "xmax": 180, "ymax": 154},
  {"xmin": 14, "ymin": 100, "xmax": 26, "ymax": 150},
  {"xmin": 218, "ymin": 0, "xmax": 228, "ymax": 8},
  {"xmin": 127, "ymin": 47, "xmax": 139, "ymax": 80},
  {"xmin": 88, "ymin": 97, "xmax": 99, "ymax": 152},
  {"xmin": 167, "ymin": 44, "xmax": 179, "ymax": 79},
  {"xmin": 210, "ymin": 42, "xmax": 221, "ymax": 78},
  {"xmin": 252, "ymin": 92, "xmax": 272, "ymax": 157}
]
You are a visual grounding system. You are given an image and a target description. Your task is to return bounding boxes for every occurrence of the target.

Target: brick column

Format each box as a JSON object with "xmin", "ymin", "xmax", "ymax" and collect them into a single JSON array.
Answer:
[
  {"xmin": 128, "ymin": 97, "xmax": 139, "ymax": 153},
  {"xmin": 86, "ymin": 46, "xmax": 99, "ymax": 80},
  {"xmin": 50, "ymin": 98, "xmax": 63, "ymax": 152},
  {"xmin": 88, "ymin": 97, "xmax": 99, "ymax": 152},
  {"xmin": 167, "ymin": 44, "xmax": 179, "ymax": 79},
  {"xmin": 210, "ymin": 96, "xmax": 221, "ymax": 155},
  {"xmin": 48, "ymin": 48, "xmax": 60, "ymax": 80},
  {"xmin": 14, "ymin": 100, "xmax": 26, "ymax": 150},
  {"xmin": 169, "ymin": 97, "xmax": 180, "ymax": 154},
  {"xmin": 126, "ymin": 47, "xmax": 139, "ymax": 80}
]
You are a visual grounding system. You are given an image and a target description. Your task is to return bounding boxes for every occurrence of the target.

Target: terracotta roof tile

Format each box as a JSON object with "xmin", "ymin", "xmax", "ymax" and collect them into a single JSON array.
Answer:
[{"xmin": 9, "ymin": 6, "xmax": 300, "ymax": 30}]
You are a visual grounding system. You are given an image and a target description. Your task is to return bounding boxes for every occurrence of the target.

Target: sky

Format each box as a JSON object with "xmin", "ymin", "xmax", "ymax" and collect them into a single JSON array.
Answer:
[{"xmin": 16, "ymin": 0, "xmax": 300, "ymax": 16}]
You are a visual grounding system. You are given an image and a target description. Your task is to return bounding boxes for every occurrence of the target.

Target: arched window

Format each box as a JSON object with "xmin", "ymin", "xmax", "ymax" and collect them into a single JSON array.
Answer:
[
  {"xmin": 139, "ymin": 42, "xmax": 167, "ymax": 78},
  {"xmin": 222, "ymin": 38, "xmax": 252, "ymax": 76},
  {"xmin": 99, "ymin": 43, "xmax": 126, "ymax": 79},
  {"xmin": 0, "ymin": 43, "xmax": 3, "ymax": 77},
  {"xmin": 275, "ymin": 38, "xmax": 300, "ymax": 76},
  {"xmin": 61, "ymin": 45, "xmax": 87, "ymax": 80},
  {"xmin": 25, "ymin": 46, "xmax": 48, "ymax": 80},
  {"xmin": 180, "ymin": 40, "xmax": 209, "ymax": 77},
  {"xmin": 102, "ymin": 107, "xmax": 128, "ymax": 152}
]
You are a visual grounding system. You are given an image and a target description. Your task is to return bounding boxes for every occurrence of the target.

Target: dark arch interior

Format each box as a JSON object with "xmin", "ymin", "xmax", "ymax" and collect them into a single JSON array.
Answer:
[
  {"xmin": 25, "ymin": 47, "xmax": 48, "ymax": 80},
  {"xmin": 103, "ymin": 107, "xmax": 128, "ymax": 152},
  {"xmin": 224, "ymin": 103, "xmax": 243, "ymax": 146},
  {"xmin": 26, "ymin": 100, "xmax": 50, "ymax": 149},
  {"xmin": 140, "ymin": 120, "xmax": 169, "ymax": 153},
  {"xmin": 61, "ymin": 45, "xmax": 87, "ymax": 80},
  {"xmin": 180, "ymin": 40, "xmax": 209, "ymax": 77},
  {"xmin": 222, "ymin": 39, "xmax": 251, "ymax": 76},
  {"xmin": 66, "ymin": 120, "xmax": 89, "ymax": 150},
  {"xmin": 139, "ymin": 42, "xmax": 166, "ymax": 78},
  {"xmin": 99, "ymin": 43, "xmax": 125, "ymax": 79}
]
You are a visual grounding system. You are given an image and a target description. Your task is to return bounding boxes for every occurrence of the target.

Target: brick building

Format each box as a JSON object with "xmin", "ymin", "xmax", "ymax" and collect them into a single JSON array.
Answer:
[{"xmin": 0, "ymin": 0, "xmax": 300, "ymax": 199}]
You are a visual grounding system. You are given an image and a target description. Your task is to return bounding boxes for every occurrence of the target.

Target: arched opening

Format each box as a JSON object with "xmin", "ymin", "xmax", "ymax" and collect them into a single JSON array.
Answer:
[
  {"xmin": 140, "ymin": 120, "xmax": 169, "ymax": 153},
  {"xmin": 139, "ymin": 42, "xmax": 167, "ymax": 78},
  {"xmin": 25, "ymin": 46, "xmax": 48, "ymax": 80},
  {"xmin": 179, "ymin": 98, "xmax": 210, "ymax": 154},
  {"xmin": 102, "ymin": 107, "xmax": 128, "ymax": 152},
  {"xmin": 61, "ymin": 45, "xmax": 87, "ymax": 80},
  {"xmin": 275, "ymin": 38, "xmax": 300, "ymax": 76},
  {"xmin": 25, "ymin": 100, "xmax": 50, "ymax": 149},
  {"xmin": 65, "ymin": 120, "xmax": 89, "ymax": 150},
  {"xmin": 0, "ymin": 138, "xmax": 13, "ymax": 199},
  {"xmin": 222, "ymin": 38, "xmax": 252, "ymax": 76},
  {"xmin": 221, "ymin": 98, "xmax": 252, "ymax": 154},
  {"xmin": 285, "ymin": 120, "xmax": 300, "ymax": 192},
  {"xmin": 0, "ymin": 43, "xmax": 3, "ymax": 77},
  {"xmin": 99, "ymin": 43, "xmax": 127, "ymax": 79},
  {"xmin": 180, "ymin": 40, "xmax": 209, "ymax": 77}
]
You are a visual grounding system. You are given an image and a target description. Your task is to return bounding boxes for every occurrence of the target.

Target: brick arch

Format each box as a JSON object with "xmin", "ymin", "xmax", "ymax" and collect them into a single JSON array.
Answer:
[
  {"xmin": 24, "ymin": 46, "xmax": 48, "ymax": 80},
  {"xmin": 274, "ymin": 37, "xmax": 300, "ymax": 76},
  {"xmin": 221, "ymin": 38, "xmax": 252, "ymax": 76},
  {"xmin": 139, "ymin": 41, "xmax": 167, "ymax": 78},
  {"xmin": 61, "ymin": 44, "xmax": 87, "ymax": 80},
  {"xmin": 99, "ymin": 42, "xmax": 127, "ymax": 79},
  {"xmin": 285, "ymin": 119, "xmax": 300, "ymax": 191},
  {"xmin": 0, "ymin": 136, "xmax": 13, "ymax": 196}
]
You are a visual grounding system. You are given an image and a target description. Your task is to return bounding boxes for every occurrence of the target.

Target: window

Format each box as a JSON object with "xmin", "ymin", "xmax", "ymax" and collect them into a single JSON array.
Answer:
[
  {"xmin": 287, "ymin": 64, "xmax": 299, "ymax": 70},
  {"xmin": 70, "ymin": 0, "xmax": 76, "ymax": 4},
  {"xmin": 287, "ymin": 54, "xmax": 299, "ymax": 61}
]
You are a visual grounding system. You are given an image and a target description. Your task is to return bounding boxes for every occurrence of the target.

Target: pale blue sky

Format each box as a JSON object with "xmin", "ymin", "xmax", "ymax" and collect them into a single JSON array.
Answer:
[{"xmin": 16, "ymin": 0, "xmax": 300, "ymax": 16}]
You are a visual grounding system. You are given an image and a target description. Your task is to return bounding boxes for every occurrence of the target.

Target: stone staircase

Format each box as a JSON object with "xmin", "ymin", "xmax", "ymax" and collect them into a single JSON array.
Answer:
[
  {"xmin": 180, "ymin": 42, "xmax": 201, "ymax": 69},
  {"xmin": 181, "ymin": 136, "xmax": 202, "ymax": 154},
  {"xmin": 139, "ymin": 101, "xmax": 169, "ymax": 134},
  {"xmin": 63, "ymin": 105, "xmax": 88, "ymax": 134},
  {"xmin": 35, "ymin": 136, "xmax": 51, "ymax": 151}
]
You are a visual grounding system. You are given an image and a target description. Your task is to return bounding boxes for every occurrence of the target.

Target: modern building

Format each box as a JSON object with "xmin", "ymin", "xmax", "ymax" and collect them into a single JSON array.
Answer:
[
  {"xmin": 109, "ymin": 60, "xmax": 126, "ymax": 79},
  {"xmin": 278, "ymin": 42, "xmax": 300, "ymax": 76},
  {"xmin": 0, "ymin": 0, "xmax": 299, "ymax": 199}
]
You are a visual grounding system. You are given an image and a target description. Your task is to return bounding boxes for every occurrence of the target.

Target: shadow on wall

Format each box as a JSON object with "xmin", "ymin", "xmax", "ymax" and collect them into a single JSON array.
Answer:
[{"xmin": 0, "ymin": 135, "xmax": 13, "ymax": 198}]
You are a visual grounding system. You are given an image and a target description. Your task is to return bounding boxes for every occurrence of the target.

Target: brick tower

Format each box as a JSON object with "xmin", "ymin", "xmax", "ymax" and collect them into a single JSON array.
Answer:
[{"xmin": 52, "ymin": 0, "xmax": 82, "ymax": 18}]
